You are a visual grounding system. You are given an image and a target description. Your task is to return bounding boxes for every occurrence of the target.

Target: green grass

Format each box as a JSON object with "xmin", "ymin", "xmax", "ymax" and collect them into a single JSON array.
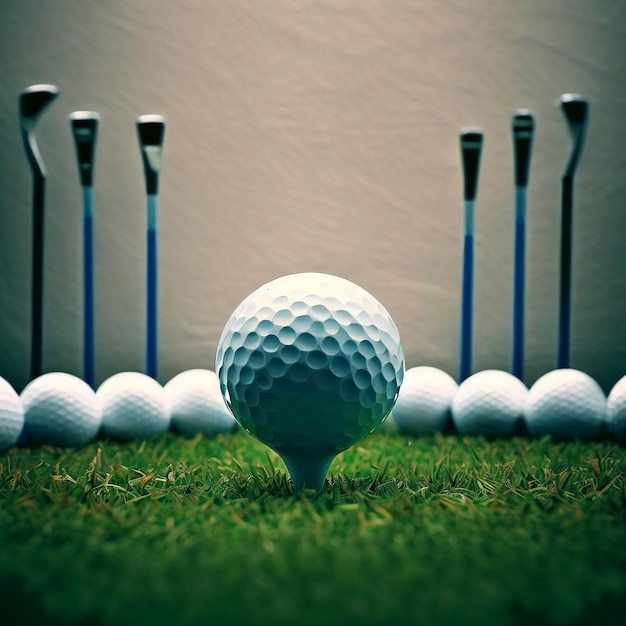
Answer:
[{"xmin": 1, "ymin": 430, "xmax": 625, "ymax": 626}]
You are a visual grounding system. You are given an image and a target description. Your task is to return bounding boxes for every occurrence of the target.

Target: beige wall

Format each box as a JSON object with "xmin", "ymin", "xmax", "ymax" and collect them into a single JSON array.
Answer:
[{"xmin": 1, "ymin": 0, "xmax": 625, "ymax": 393}]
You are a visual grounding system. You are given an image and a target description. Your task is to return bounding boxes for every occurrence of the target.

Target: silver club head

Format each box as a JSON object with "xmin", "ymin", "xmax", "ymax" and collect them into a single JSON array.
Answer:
[
  {"xmin": 69, "ymin": 111, "xmax": 100, "ymax": 188},
  {"xmin": 560, "ymin": 94, "xmax": 589, "ymax": 178},
  {"xmin": 512, "ymin": 109, "xmax": 535, "ymax": 188},
  {"xmin": 137, "ymin": 114, "xmax": 166, "ymax": 195},
  {"xmin": 460, "ymin": 127, "xmax": 483, "ymax": 202},
  {"xmin": 19, "ymin": 84, "xmax": 60, "ymax": 177}
]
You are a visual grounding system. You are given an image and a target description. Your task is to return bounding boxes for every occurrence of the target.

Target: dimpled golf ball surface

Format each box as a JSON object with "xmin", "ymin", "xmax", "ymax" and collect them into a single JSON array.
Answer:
[
  {"xmin": 525, "ymin": 369, "xmax": 606, "ymax": 440},
  {"xmin": 452, "ymin": 370, "xmax": 528, "ymax": 437},
  {"xmin": 164, "ymin": 369, "xmax": 237, "ymax": 436},
  {"xmin": 0, "ymin": 376, "xmax": 24, "ymax": 450},
  {"xmin": 606, "ymin": 374, "xmax": 626, "ymax": 439},
  {"xmin": 215, "ymin": 272, "xmax": 404, "ymax": 455},
  {"xmin": 98, "ymin": 372, "xmax": 170, "ymax": 440},
  {"xmin": 21, "ymin": 373, "xmax": 100, "ymax": 447},
  {"xmin": 391, "ymin": 367, "xmax": 458, "ymax": 436}
]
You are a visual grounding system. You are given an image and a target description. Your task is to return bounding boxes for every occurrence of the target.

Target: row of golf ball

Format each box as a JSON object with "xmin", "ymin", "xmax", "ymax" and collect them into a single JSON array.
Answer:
[
  {"xmin": 1, "ymin": 366, "xmax": 626, "ymax": 451},
  {"xmin": 0, "ymin": 369, "xmax": 237, "ymax": 451},
  {"xmin": 391, "ymin": 367, "xmax": 626, "ymax": 441}
]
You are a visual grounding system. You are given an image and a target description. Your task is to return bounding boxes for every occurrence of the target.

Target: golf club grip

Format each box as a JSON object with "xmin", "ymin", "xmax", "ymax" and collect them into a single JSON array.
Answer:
[
  {"xmin": 20, "ymin": 85, "xmax": 59, "ymax": 178},
  {"xmin": 460, "ymin": 131, "xmax": 483, "ymax": 201},
  {"xmin": 512, "ymin": 112, "xmax": 534, "ymax": 188},
  {"xmin": 70, "ymin": 114, "xmax": 100, "ymax": 188},
  {"xmin": 558, "ymin": 175, "xmax": 574, "ymax": 369},
  {"xmin": 561, "ymin": 96, "xmax": 589, "ymax": 178},
  {"xmin": 137, "ymin": 117, "xmax": 165, "ymax": 196},
  {"xmin": 31, "ymin": 173, "xmax": 45, "ymax": 379}
]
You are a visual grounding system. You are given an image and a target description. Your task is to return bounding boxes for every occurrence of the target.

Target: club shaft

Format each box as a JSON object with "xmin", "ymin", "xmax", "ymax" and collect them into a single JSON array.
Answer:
[
  {"xmin": 146, "ymin": 194, "xmax": 158, "ymax": 379},
  {"xmin": 460, "ymin": 199, "xmax": 474, "ymax": 382},
  {"xmin": 512, "ymin": 186, "xmax": 526, "ymax": 379},
  {"xmin": 83, "ymin": 186, "xmax": 95, "ymax": 387},
  {"xmin": 558, "ymin": 175, "xmax": 574, "ymax": 369},
  {"xmin": 31, "ymin": 172, "xmax": 45, "ymax": 380}
]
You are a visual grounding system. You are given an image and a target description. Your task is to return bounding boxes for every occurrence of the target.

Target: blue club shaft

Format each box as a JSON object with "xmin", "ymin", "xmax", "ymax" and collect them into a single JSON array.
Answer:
[
  {"xmin": 83, "ymin": 186, "xmax": 94, "ymax": 387},
  {"xmin": 460, "ymin": 198, "xmax": 474, "ymax": 382},
  {"xmin": 146, "ymin": 193, "xmax": 158, "ymax": 379},
  {"xmin": 512, "ymin": 186, "xmax": 526, "ymax": 379}
]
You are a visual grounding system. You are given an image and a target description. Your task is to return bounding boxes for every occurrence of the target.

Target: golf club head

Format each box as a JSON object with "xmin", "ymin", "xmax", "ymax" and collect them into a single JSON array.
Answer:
[
  {"xmin": 69, "ymin": 111, "xmax": 100, "ymax": 188},
  {"xmin": 19, "ymin": 84, "xmax": 60, "ymax": 177},
  {"xmin": 137, "ymin": 114, "xmax": 166, "ymax": 195},
  {"xmin": 560, "ymin": 94, "xmax": 589, "ymax": 178},
  {"xmin": 460, "ymin": 128, "xmax": 483, "ymax": 201},
  {"xmin": 512, "ymin": 110, "xmax": 534, "ymax": 188}
]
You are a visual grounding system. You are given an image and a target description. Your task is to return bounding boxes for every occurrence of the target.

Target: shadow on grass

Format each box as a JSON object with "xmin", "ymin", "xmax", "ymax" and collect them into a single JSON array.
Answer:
[
  {"xmin": 2, "ymin": 575, "xmax": 102, "ymax": 626},
  {"xmin": 510, "ymin": 590, "xmax": 625, "ymax": 626}
]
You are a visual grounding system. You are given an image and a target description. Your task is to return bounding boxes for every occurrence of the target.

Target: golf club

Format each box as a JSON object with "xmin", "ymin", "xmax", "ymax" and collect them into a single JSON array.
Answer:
[
  {"xmin": 459, "ymin": 128, "xmax": 483, "ymax": 382},
  {"xmin": 557, "ymin": 94, "xmax": 589, "ymax": 369},
  {"xmin": 511, "ymin": 110, "xmax": 534, "ymax": 380},
  {"xmin": 69, "ymin": 111, "xmax": 100, "ymax": 388},
  {"xmin": 137, "ymin": 114, "xmax": 166, "ymax": 380},
  {"xmin": 19, "ymin": 83, "xmax": 59, "ymax": 381}
]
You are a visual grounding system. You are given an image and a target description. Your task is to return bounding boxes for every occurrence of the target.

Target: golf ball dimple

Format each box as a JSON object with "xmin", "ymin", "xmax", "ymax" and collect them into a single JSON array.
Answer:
[
  {"xmin": 525, "ymin": 369, "xmax": 606, "ymax": 440},
  {"xmin": 164, "ymin": 369, "xmax": 237, "ymax": 436},
  {"xmin": 391, "ymin": 366, "xmax": 458, "ymax": 436},
  {"xmin": 97, "ymin": 372, "xmax": 170, "ymax": 440},
  {"xmin": 215, "ymin": 272, "xmax": 404, "ymax": 456},
  {"xmin": 452, "ymin": 370, "xmax": 528, "ymax": 437},
  {"xmin": 607, "ymin": 374, "xmax": 626, "ymax": 440},
  {"xmin": 21, "ymin": 372, "xmax": 101, "ymax": 447},
  {"xmin": 0, "ymin": 376, "xmax": 25, "ymax": 450}
]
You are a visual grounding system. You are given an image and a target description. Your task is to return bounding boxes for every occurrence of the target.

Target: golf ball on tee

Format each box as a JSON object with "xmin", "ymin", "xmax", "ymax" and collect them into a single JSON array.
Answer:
[
  {"xmin": 97, "ymin": 372, "xmax": 170, "ymax": 440},
  {"xmin": 0, "ymin": 376, "xmax": 25, "ymax": 450},
  {"xmin": 525, "ymin": 369, "xmax": 606, "ymax": 440},
  {"xmin": 164, "ymin": 369, "xmax": 237, "ymax": 436},
  {"xmin": 21, "ymin": 372, "xmax": 101, "ymax": 447},
  {"xmin": 215, "ymin": 272, "xmax": 405, "ymax": 491},
  {"xmin": 452, "ymin": 370, "xmax": 528, "ymax": 437},
  {"xmin": 607, "ymin": 374, "xmax": 626, "ymax": 440},
  {"xmin": 391, "ymin": 366, "xmax": 458, "ymax": 436}
]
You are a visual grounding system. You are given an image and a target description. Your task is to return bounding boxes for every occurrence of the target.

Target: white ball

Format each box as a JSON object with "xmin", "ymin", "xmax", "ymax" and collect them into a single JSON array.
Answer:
[
  {"xmin": 525, "ymin": 369, "xmax": 606, "ymax": 440},
  {"xmin": 21, "ymin": 373, "xmax": 101, "ymax": 447},
  {"xmin": 391, "ymin": 367, "xmax": 458, "ymax": 435},
  {"xmin": 97, "ymin": 372, "xmax": 170, "ymax": 440},
  {"xmin": 164, "ymin": 369, "xmax": 237, "ymax": 436},
  {"xmin": 607, "ymin": 374, "xmax": 626, "ymax": 440},
  {"xmin": 452, "ymin": 370, "xmax": 528, "ymax": 437},
  {"xmin": 0, "ymin": 376, "xmax": 25, "ymax": 450}
]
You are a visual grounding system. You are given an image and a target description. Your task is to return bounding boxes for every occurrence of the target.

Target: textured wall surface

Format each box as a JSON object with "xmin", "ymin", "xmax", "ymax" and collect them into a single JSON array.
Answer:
[{"xmin": 1, "ymin": 0, "xmax": 625, "ymax": 392}]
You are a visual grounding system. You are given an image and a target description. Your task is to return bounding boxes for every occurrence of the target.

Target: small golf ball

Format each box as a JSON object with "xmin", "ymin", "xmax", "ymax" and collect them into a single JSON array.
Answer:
[
  {"xmin": 452, "ymin": 370, "xmax": 528, "ymax": 437},
  {"xmin": 525, "ymin": 369, "xmax": 606, "ymax": 440},
  {"xmin": 216, "ymin": 272, "xmax": 404, "ymax": 490},
  {"xmin": 97, "ymin": 372, "xmax": 170, "ymax": 440},
  {"xmin": 0, "ymin": 376, "xmax": 25, "ymax": 450},
  {"xmin": 607, "ymin": 374, "xmax": 626, "ymax": 440},
  {"xmin": 164, "ymin": 369, "xmax": 237, "ymax": 436},
  {"xmin": 391, "ymin": 366, "xmax": 458, "ymax": 436},
  {"xmin": 21, "ymin": 372, "xmax": 101, "ymax": 447}
]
